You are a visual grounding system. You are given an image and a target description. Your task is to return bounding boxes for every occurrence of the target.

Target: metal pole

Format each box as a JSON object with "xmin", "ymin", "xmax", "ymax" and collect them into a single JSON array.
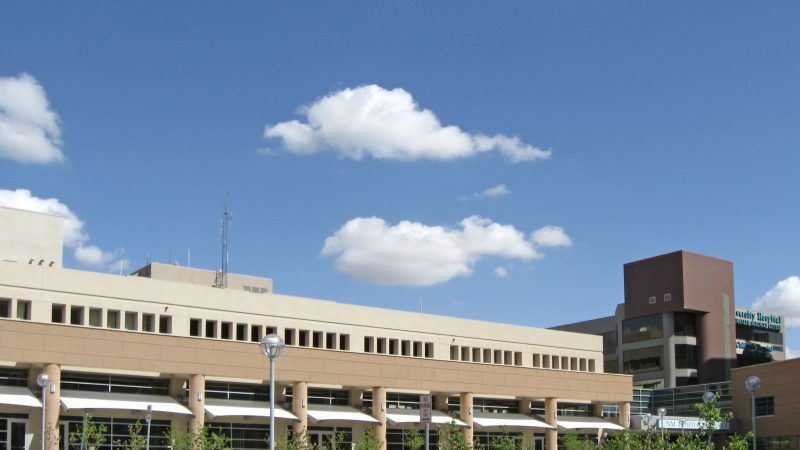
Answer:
[
  {"xmin": 81, "ymin": 414, "xmax": 88, "ymax": 450},
  {"xmin": 751, "ymin": 392, "xmax": 756, "ymax": 450},
  {"xmin": 41, "ymin": 384, "xmax": 46, "ymax": 450},
  {"xmin": 425, "ymin": 422, "xmax": 429, "ymax": 450},
  {"xmin": 146, "ymin": 414, "xmax": 152, "ymax": 450},
  {"xmin": 269, "ymin": 355, "xmax": 276, "ymax": 450}
]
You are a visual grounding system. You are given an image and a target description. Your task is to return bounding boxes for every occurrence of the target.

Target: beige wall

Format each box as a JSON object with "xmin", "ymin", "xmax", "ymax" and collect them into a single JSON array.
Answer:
[
  {"xmin": 731, "ymin": 358, "xmax": 800, "ymax": 438},
  {"xmin": 0, "ymin": 207, "xmax": 63, "ymax": 268}
]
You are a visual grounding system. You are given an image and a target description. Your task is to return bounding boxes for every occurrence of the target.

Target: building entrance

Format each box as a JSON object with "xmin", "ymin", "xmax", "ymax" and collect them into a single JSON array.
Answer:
[{"xmin": 533, "ymin": 436, "xmax": 544, "ymax": 450}]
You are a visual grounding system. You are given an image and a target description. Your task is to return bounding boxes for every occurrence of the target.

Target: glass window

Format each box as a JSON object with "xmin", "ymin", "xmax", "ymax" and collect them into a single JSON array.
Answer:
[
  {"xmin": 124, "ymin": 312, "xmax": 138, "ymax": 330},
  {"xmin": 89, "ymin": 308, "xmax": 102, "ymax": 327},
  {"xmin": 220, "ymin": 322, "xmax": 232, "ymax": 339},
  {"xmin": 602, "ymin": 331, "xmax": 618, "ymax": 354},
  {"xmin": 622, "ymin": 314, "xmax": 663, "ymax": 343},
  {"xmin": 16, "ymin": 300, "xmax": 31, "ymax": 320},
  {"xmin": 250, "ymin": 325, "xmax": 262, "ymax": 342},
  {"xmin": 159, "ymin": 316, "xmax": 171, "ymax": 334},
  {"xmin": 674, "ymin": 312, "xmax": 697, "ymax": 337},
  {"xmin": 190, "ymin": 319, "xmax": 202, "ymax": 337},
  {"xmin": 425, "ymin": 342, "xmax": 434, "ymax": 358},
  {"xmin": 755, "ymin": 396, "xmax": 774, "ymax": 417},
  {"xmin": 70, "ymin": 306, "xmax": 84, "ymax": 325},
  {"xmin": 623, "ymin": 346, "xmax": 663, "ymax": 374},
  {"xmin": 0, "ymin": 298, "xmax": 9, "ymax": 318},
  {"xmin": 51, "ymin": 304, "xmax": 66, "ymax": 323},
  {"xmin": 339, "ymin": 334, "xmax": 350, "ymax": 350},
  {"xmin": 674, "ymin": 344, "xmax": 697, "ymax": 369},
  {"xmin": 107, "ymin": 310, "xmax": 120, "ymax": 328},
  {"xmin": 236, "ymin": 323, "xmax": 247, "ymax": 341},
  {"xmin": 205, "ymin": 320, "xmax": 217, "ymax": 338},
  {"xmin": 736, "ymin": 324, "xmax": 783, "ymax": 345},
  {"xmin": 604, "ymin": 360, "xmax": 618, "ymax": 373},
  {"xmin": 142, "ymin": 314, "xmax": 155, "ymax": 332}
]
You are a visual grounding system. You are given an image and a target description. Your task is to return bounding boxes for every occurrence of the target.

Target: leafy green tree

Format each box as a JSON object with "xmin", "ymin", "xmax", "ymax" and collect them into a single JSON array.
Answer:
[
  {"xmin": 403, "ymin": 428, "xmax": 425, "ymax": 450},
  {"xmin": 170, "ymin": 425, "xmax": 230, "ymax": 450},
  {"xmin": 562, "ymin": 434, "xmax": 594, "ymax": 450},
  {"xmin": 68, "ymin": 415, "xmax": 108, "ymax": 450},
  {"xmin": 354, "ymin": 427, "xmax": 382, "ymax": 450},
  {"xmin": 270, "ymin": 429, "xmax": 315, "ymax": 450},
  {"xmin": 438, "ymin": 420, "xmax": 471, "ymax": 450},
  {"xmin": 115, "ymin": 421, "xmax": 147, "ymax": 450},
  {"xmin": 488, "ymin": 427, "xmax": 516, "ymax": 450}
]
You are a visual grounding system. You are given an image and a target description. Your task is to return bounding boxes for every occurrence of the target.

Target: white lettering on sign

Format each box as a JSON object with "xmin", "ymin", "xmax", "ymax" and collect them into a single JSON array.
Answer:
[{"xmin": 420, "ymin": 394, "xmax": 432, "ymax": 423}]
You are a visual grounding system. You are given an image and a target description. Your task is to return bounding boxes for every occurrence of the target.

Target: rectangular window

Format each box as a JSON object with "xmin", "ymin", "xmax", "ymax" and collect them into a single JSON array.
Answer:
[
  {"xmin": 389, "ymin": 339, "xmax": 399, "ymax": 355},
  {"xmin": 339, "ymin": 334, "xmax": 350, "ymax": 350},
  {"xmin": 70, "ymin": 306, "xmax": 84, "ymax": 325},
  {"xmin": 124, "ymin": 311, "xmax": 138, "ymax": 331},
  {"xmin": 623, "ymin": 346, "xmax": 663, "ymax": 374},
  {"xmin": 472, "ymin": 348, "xmax": 481, "ymax": 363},
  {"xmin": 52, "ymin": 304, "xmax": 66, "ymax": 323},
  {"xmin": 450, "ymin": 345, "xmax": 459, "ymax": 360},
  {"xmin": 649, "ymin": 296, "xmax": 657, "ymax": 304},
  {"xmin": 674, "ymin": 312, "xmax": 697, "ymax": 337},
  {"xmin": 514, "ymin": 352, "xmax": 523, "ymax": 366},
  {"xmin": 604, "ymin": 359, "xmax": 617, "ymax": 373},
  {"xmin": 205, "ymin": 320, "xmax": 217, "ymax": 338},
  {"xmin": 107, "ymin": 310, "xmax": 120, "ymax": 329},
  {"xmin": 551, "ymin": 355, "xmax": 560, "ymax": 369},
  {"xmin": 622, "ymin": 314, "xmax": 664, "ymax": 343},
  {"xmin": 16, "ymin": 300, "xmax": 31, "ymax": 320},
  {"xmin": 364, "ymin": 336, "xmax": 374, "ymax": 353},
  {"xmin": 89, "ymin": 308, "xmax": 102, "ymax": 327},
  {"xmin": 236, "ymin": 323, "xmax": 247, "ymax": 341},
  {"xmin": 674, "ymin": 344, "xmax": 698, "ymax": 369},
  {"xmin": 220, "ymin": 322, "xmax": 232, "ymax": 340},
  {"xmin": 285, "ymin": 328, "xmax": 296, "ymax": 346},
  {"xmin": 311, "ymin": 331, "xmax": 322, "ymax": 348},
  {"xmin": 562, "ymin": 356, "xmax": 570, "ymax": 370},
  {"xmin": 494, "ymin": 349, "xmax": 503, "ymax": 364},
  {"xmin": 266, "ymin": 326, "xmax": 277, "ymax": 335},
  {"xmin": 755, "ymin": 396, "xmax": 774, "ymax": 417},
  {"xmin": 602, "ymin": 331, "xmax": 618, "ymax": 354},
  {"xmin": 542, "ymin": 355, "xmax": 551, "ymax": 369},
  {"xmin": 570, "ymin": 357, "xmax": 578, "ymax": 371},
  {"xmin": 0, "ymin": 298, "xmax": 10, "ymax": 318},
  {"xmin": 579, "ymin": 358, "xmax": 587, "ymax": 371},
  {"xmin": 250, "ymin": 325, "xmax": 262, "ymax": 342},
  {"xmin": 483, "ymin": 348, "xmax": 492, "ymax": 363},
  {"xmin": 190, "ymin": 319, "xmax": 201, "ymax": 337},
  {"xmin": 142, "ymin": 314, "xmax": 155, "ymax": 332},
  {"xmin": 461, "ymin": 346, "xmax": 470, "ymax": 362},
  {"xmin": 401, "ymin": 340, "xmax": 411, "ymax": 356},
  {"xmin": 505, "ymin": 351, "xmax": 513, "ymax": 365},
  {"xmin": 413, "ymin": 341, "xmax": 423, "ymax": 357},
  {"xmin": 533, "ymin": 354, "xmax": 541, "ymax": 368},
  {"xmin": 159, "ymin": 316, "xmax": 172, "ymax": 334},
  {"xmin": 589, "ymin": 359, "xmax": 596, "ymax": 372},
  {"xmin": 424, "ymin": 342, "xmax": 434, "ymax": 358},
  {"xmin": 299, "ymin": 330, "xmax": 310, "ymax": 347},
  {"xmin": 377, "ymin": 338, "xmax": 387, "ymax": 354},
  {"xmin": 325, "ymin": 332, "xmax": 337, "ymax": 350},
  {"xmin": 664, "ymin": 293, "xmax": 672, "ymax": 301}
]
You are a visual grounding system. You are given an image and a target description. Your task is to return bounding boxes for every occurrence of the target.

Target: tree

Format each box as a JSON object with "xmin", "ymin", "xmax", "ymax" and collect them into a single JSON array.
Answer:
[
  {"xmin": 67, "ymin": 415, "xmax": 108, "ymax": 450},
  {"xmin": 353, "ymin": 427, "xmax": 382, "ymax": 450},
  {"xmin": 438, "ymin": 420, "xmax": 471, "ymax": 450},
  {"xmin": 116, "ymin": 421, "xmax": 147, "ymax": 450},
  {"xmin": 488, "ymin": 427, "xmax": 516, "ymax": 450},
  {"xmin": 403, "ymin": 428, "xmax": 425, "ymax": 450},
  {"xmin": 170, "ymin": 425, "xmax": 230, "ymax": 450}
]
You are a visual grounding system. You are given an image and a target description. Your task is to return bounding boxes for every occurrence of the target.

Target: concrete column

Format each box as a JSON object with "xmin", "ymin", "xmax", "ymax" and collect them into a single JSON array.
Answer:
[
  {"xmin": 169, "ymin": 377, "xmax": 189, "ymax": 435},
  {"xmin": 544, "ymin": 397, "xmax": 557, "ymax": 450},
  {"xmin": 459, "ymin": 392, "xmax": 473, "ymax": 445},
  {"xmin": 518, "ymin": 399, "xmax": 534, "ymax": 449},
  {"xmin": 292, "ymin": 381, "xmax": 308, "ymax": 435},
  {"xmin": 43, "ymin": 364, "xmax": 61, "ymax": 450},
  {"xmin": 349, "ymin": 389, "xmax": 365, "ymax": 444},
  {"xmin": 274, "ymin": 384, "xmax": 289, "ymax": 444},
  {"xmin": 617, "ymin": 402, "xmax": 630, "ymax": 429},
  {"xmin": 188, "ymin": 374, "xmax": 205, "ymax": 434},
  {"xmin": 372, "ymin": 387, "xmax": 387, "ymax": 450}
]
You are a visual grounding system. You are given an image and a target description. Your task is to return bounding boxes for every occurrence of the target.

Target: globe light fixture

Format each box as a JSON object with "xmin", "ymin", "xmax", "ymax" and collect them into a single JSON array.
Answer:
[
  {"xmin": 657, "ymin": 407, "xmax": 667, "ymax": 440},
  {"xmin": 36, "ymin": 373, "xmax": 50, "ymax": 450},
  {"xmin": 745, "ymin": 376, "xmax": 762, "ymax": 450},
  {"xmin": 260, "ymin": 334, "xmax": 285, "ymax": 450}
]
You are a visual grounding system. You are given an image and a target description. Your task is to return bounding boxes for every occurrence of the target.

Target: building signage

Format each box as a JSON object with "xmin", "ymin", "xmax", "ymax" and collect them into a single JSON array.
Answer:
[
  {"xmin": 736, "ymin": 341, "xmax": 784, "ymax": 352},
  {"xmin": 735, "ymin": 309, "xmax": 782, "ymax": 331},
  {"xmin": 637, "ymin": 415, "xmax": 730, "ymax": 431},
  {"xmin": 420, "ymin": 394, "xmax": 432, "ymax": 424}
]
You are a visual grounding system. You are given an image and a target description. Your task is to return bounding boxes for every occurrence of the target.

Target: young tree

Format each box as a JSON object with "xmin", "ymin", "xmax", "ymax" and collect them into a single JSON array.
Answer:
[
  {"xmin": 403, "ymin": 428, "xmax": 425, "ymax": 450},
  {"xmin": 438, "ymin": 420, "xmax": 471, "ymax": 450},
  {"xmin": 115, "ymin": 421, "xmax": 147, "ymax": 450},
  {"xmin": 354, "ymin": 427, "xmax": 382, "ymax": 450},
  {"xmin": 67, "ymin": 415, "xmax": 108, "ymax": 450},
  {"xmin": 487, "ymin": 427, "xmax": 516, "ymax": 450}
]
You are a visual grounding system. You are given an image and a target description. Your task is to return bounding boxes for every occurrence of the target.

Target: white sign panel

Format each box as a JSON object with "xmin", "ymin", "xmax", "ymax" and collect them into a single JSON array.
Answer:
[{"xmin": 420, "ymin": 394, "xmax": 432, "ymax": 424}]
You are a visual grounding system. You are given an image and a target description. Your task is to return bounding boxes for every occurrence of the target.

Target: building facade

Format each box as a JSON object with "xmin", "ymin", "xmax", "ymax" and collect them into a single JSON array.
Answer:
[{"xmin": 0, "ymin": 206, "xmax": 632, "ymax": 450}]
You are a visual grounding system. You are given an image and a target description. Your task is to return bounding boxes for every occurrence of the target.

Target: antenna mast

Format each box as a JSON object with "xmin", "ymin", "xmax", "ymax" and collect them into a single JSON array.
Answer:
[{"xmin": 214, "ymin": 199, "xmax": 231, "ymax": 288}]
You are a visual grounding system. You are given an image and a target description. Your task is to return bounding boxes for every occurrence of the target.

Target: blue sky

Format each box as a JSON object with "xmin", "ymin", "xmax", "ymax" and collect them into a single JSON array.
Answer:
[{"xmin": 1, "ymin": 2, "xmax": 799, "ymax": 353}]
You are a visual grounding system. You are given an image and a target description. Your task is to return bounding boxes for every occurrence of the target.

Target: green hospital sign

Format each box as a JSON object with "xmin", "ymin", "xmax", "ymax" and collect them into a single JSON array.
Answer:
[{"xmin": 735, "ymin": 309, "xmax": 782, "ymax": 331}]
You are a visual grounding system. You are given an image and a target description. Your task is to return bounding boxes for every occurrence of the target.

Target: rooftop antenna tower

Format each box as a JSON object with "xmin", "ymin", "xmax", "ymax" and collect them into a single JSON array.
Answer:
[{"xmin": 213, "ymin": 197, "xmax": 231, "ymax": 288}]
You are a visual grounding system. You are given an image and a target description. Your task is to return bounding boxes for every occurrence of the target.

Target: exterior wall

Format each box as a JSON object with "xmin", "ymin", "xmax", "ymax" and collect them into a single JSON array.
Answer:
[
  {"xmin": 0, "ymin": 207, "xmax": 63, "ymax": 268},
  {"xmin": 132, "ymin": 263, "xmax": 273, "ymax": 293},
  {"xmin": 731, "ymin": 358, "xmax": 800, "ymax": 443}
]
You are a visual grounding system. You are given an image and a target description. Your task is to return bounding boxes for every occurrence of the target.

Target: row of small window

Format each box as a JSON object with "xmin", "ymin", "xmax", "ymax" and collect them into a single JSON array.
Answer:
[
  {"xmin": 188, "ymin": 319, "xmax": 352, "ymax": 351},
  {"xmin": 364, "ymin": 337, "xmax": 434, "ymax": 358},
  {"xmin": 51, "ymin": 304, "xmax": 172, "ymax": 333},
  {"xmin": 647, "ymin": 293, "xmax": 672, "ymax": 304},
  {"xmin": 0, "ymin": 298, "xmax": 31, "ymax": 320},
  {"xmin": 450, "ymin": 346, "xmax": 524, "ymax": 366},
  {"xmin": 533, "ymin": 353, "xmax": 596, "ymax": 372}
]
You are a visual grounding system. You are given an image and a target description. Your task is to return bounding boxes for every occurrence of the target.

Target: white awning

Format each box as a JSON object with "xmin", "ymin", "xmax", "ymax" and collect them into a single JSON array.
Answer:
[
  {"xmin": 204, "ymin": 399, "xmax": 298, "ymax": 420},
  {"xmin": 386, "ymin": 409, "xmax": 467, "ymax": 426},
  {"xmin": 0, "ymin": 386, "xmax": 41, "ymax": 408},
  {"xmin": 307, "ymin": 405, "xmax": 380, "ymax": 424},
  {"xmin": 472, "ymin": 412, "xmax": 553, "ymax": 430},
  {"xmin": 60, "ymin": 390, "xmax": 192, "ymax": 415},
  {"xmin": 556, "ymin": 416, "xmax": 625, "ymax": 431}
]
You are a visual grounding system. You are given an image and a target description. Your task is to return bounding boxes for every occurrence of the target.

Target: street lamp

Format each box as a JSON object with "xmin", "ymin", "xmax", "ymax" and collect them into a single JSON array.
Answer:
[
  {"xmin": 260, "ymin": 334, "xmax": 285, "ymax": 450},
  {"xmin": 36, "ymin": 373, "xmax": 49, "ymax": 450},
  {"xmin": 745, "ymin": 376, "xmax": 762, "ymax": 450},
  {"xmin": 702, "ymin": 391, "xmax": 716, "ymax": 445},
  {"xmin": 657, "ymin": 407, "xmax": 667, "ymax": 440}
]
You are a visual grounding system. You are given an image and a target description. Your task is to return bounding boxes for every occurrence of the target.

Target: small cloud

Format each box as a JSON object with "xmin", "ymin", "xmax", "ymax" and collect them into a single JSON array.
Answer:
[
  {"xmin": 459, "ymin": 184, "xmax": 511, "ymax": 201},
  {"xmin": 494, "ymin": 266, "xmax": 509, "ymax": 278},
  {"xmin": 256, "ymin": 147, "xmax": 277, "ymax": 157},
  {"xmin": 531, "ymin": 225, "xmax": 573, "ymax": 248},
  {"xmin": 264, "ymin": 84, "xmax": 550, "ymax": 163},
  {"xmin": 0, "ymin": 73, "xmax": 65, "ymax": 164},
  {"xmin": 752, "ymin": 276, "xmax": 800, "ymax": 328}
]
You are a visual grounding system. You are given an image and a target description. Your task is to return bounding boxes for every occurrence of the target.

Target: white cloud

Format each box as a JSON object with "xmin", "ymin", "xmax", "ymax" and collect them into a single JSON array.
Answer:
[
  {"xmin": 0, "ymin": 188, "xmax": 126, "ymax": 272},
  {"xmin": 531, "ymin": 225, "xmax": 573, "ymax": 248},
  {"xmin": 0, "ymin": 73, "xmax": 64, "ymax": 164},
  {"xmin": 494, "ymin": 266, "xmax": 509, "ymax": 278},
  {"xmin": 321, "ymin": 215, "xmax": 569, "ymax": 287},
  {"xmin": 460, "ymin": 184, "xmax": 511, "ymax": 201},
  {"xmin": 752, "ymin": 276, "xmax": 800, "ymax": 328},
  {"xmin": 264, "ymin": 85, "xmax": 550, "ymax": 163}
]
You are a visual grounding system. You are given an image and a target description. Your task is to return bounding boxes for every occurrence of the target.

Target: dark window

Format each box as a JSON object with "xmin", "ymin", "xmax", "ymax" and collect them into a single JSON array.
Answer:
[
  {"xmin": 623, "ymin": 346, "xmax": 663, "ymax": 374},
  {"xmin": 675, "ymin": 376, "xmax": 698, "ymax": 387},
  {"xmin": 674, "ymin": 344, "xmax": 698, "ymax": 369},
  {"xmin": 250, "ymin": 325, "xmax": 262, "ymax": 342},
  {"xmin": 377, "ymin": 338, "xmax": 386, "ymax": 354},
  {"xmin": 364, "ymin": 336, "xmax": 374, "ymax": 352},
  {"xmin": 622, "ymin": 314, "xmax": 663, "ymax": 343},
  {"xmin": 221, "ymin": 322, "xmax": 232, "ymax": 339},
  {"xmin": 755, "ymin": 396, "xmax": 774, "ymax": 417},
  {"xmin": 299, "ymin": 330, "xmax": 310, "ymax": 347},
  {"xmin": 736, "ymin": 324, "xmax": 783, "ymax": 345},
  {"xmin": 339, "ymin": 334, "xmax": 350, "ymax": 350},
  {"xmin": 70, "ymin": 306, "xmax": 84, "ymax": 325},
  {"xmin": 16, "ymin": 300, "xmax": 31, "ymax": 320},
  {"xmin": 674, "ymin": 312, "xmax": 697, "ymax": 337},
  {"xmin": 602, "ymin": 331, "xmax": 618, "ymax": 354},
  {"xmin": 236, "ymin": 323, "xmax": 247, "ymax": 341},
  {"xmin": 142, "ymin": 314, "xmax": 155, "ymax": 332},
  {"xmin": 205, "ymin": 320, "xmax": 217, "ymax": 338},
  {"xmin": 425, "ymin": 342, "xmax": 434, "ymax": 358},
  {"xmin": 159, "ymin": 316, "xmax": 171, "ymax": 334},
  {"xmin": 51, "ymin": 304, "xmax": 66, "ymax": 323},
  {"xmin": 89, "ymin": 308, "xmax": 102, "ymax": 327},
  {"xmin": 312, "ymin": 331, "xmax": 322, "ymax": 348},
  {"xmin": 285, "ymin": 328, "xmax": 296, "ymax": 346},
  {"xmin": 189, "ymin": 319, "xmax": 201, "ymax": 337},
  {"xmin": 0, "ymin": 298, "xmax": 10, "ymax": 318},
  {"xmin": 107, "ymin": 310, "xmax": 120, "ymax": 328},
  {"xmin": 604, "ymin": 360, "xmax": 618, "ymax": 374},
  {"xmin": 325, "ymin": 333, "xmax": 336, "ymax": 349}
]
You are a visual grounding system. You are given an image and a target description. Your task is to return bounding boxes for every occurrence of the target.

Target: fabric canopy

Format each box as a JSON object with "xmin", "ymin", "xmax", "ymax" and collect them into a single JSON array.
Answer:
[
  {"xmin": 60, "ymin": 390, "xmax": 192, "ymax": 415},
  {"xmin": 204, "ymin": 399, "xmax": 298, "ymax": 420},
  {"xmin": 307, "ymin": 404, "xmax": 380, "ymax": 423},
  {"xmin": 0, "ymin": 385, "xmax": 41, "ymax": 408},
  {"xmin": 556, "ymin": 416, "xmax": 625, "ymax": 431},
  {"xmin": 472, "ymin": 412, "xmax": 553, "ymax": 429},
  {"xmin": 385, "ymin": 408, "xmax": 467, "ymax": 426}
]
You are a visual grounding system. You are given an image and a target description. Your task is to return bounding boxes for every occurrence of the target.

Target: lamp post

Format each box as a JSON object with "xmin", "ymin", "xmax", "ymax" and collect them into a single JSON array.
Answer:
[
  {"xmin": 702, "ymin": 391, "xmax": 716, "ymax": 445},
  {"xmin": 745, "ymin": 376, "xmax": 762, "ymax": 450},
  {"xmin": 657, "ymin": 407, "xmax": 667, "ymax": 441},
  {"xmin": 260, "ymin": 334, "xmax": 285, "ymax": 450},
  {"xmin": 36, "ymin": 373, "xmax": 50, "ymax": 450}
]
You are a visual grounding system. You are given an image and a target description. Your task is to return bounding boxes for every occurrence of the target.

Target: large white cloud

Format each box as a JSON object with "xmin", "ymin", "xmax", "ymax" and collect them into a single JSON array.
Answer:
[
  {"xmin": 0, "ymin": 189, "xmax": 127, "ymax": 271},
  {"xmin": 752, "ymin": 276, "xmax": 800, "ymax": 328},
  {"xmin": 321, "ymin": 216, "xmax": 570, "ymax": 286},
  {"xmin": 0, "ymin": 74, "xmax": 64, "ymax": 164},
  {"xmin": 264, "ymin": 85, "xmax": 550, "ymax": 163}
]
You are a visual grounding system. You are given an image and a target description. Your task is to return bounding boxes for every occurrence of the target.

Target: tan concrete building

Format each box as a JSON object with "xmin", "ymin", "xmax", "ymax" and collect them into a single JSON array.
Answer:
[{"xmin": 0, "ymin": 206, "xmax": 632, "ymax": 450}]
